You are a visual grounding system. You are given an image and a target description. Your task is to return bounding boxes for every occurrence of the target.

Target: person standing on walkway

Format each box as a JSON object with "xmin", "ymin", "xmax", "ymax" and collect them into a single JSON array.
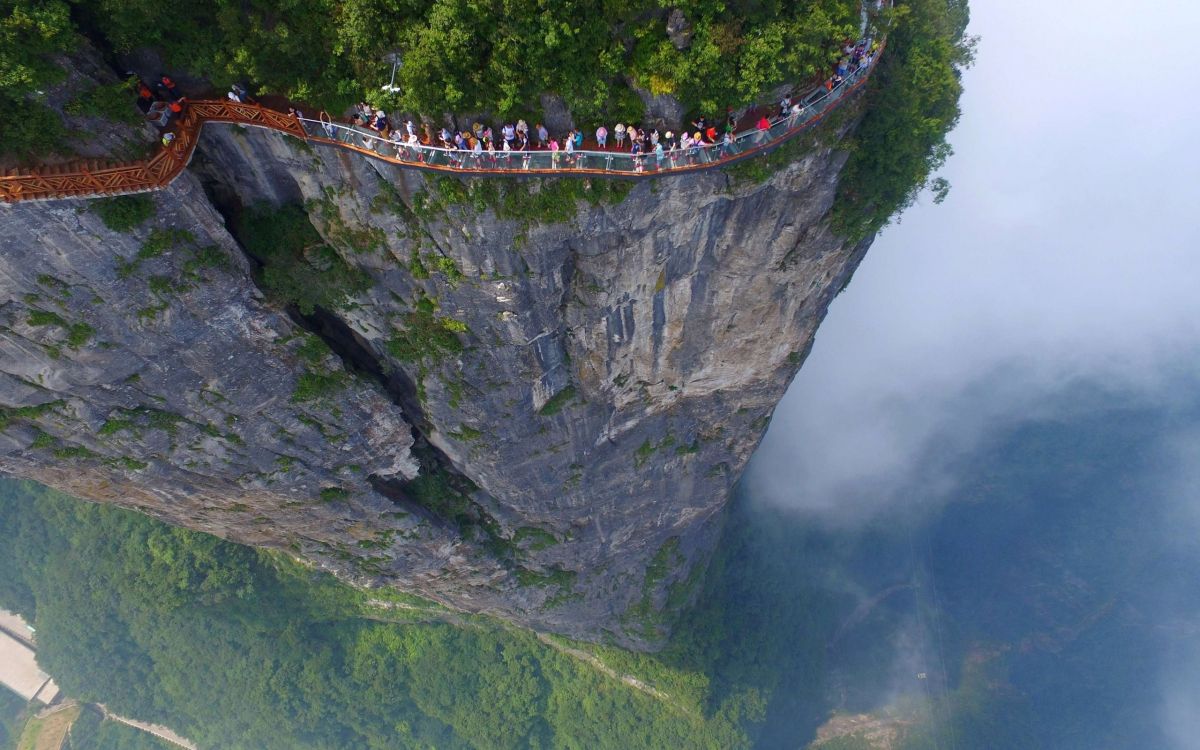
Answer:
[
  {"xmin": 788, "ymin": 100, "xmax": 804, "ymax": 128},
  {"xmin": 596, "ymin": 124, "xmax": 608, "ymax": 149},
  {"xmin": 159, "ymin": 74, "xmax": 180, "ymax": 101},
  {"xmin": 536, "ymin": 123, "xmax": 549, "ymax": 149},
  {"xmin": 722, "ymin": 129, "xmax": 735, "ymax": 157},
  {"xmin": 614, "ymin": 123, "xmax": 626, "ymax": 150},
  {"xmin": 756, "ymin": 114, "xmax": 770, "ymax": 142},
  {"xmin": 550, "ymin": 137, "xmax": 560, "ymax": 167}
]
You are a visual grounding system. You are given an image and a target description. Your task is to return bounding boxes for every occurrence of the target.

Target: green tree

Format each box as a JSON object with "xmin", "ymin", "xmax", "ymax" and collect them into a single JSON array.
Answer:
[{"xmin": 0, "ymin": 0, "xmax": 73, "ymax": 156}]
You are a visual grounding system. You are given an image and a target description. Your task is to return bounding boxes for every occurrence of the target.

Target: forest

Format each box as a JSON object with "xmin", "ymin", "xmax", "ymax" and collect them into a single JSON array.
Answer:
[
  {"xmin": 2, "ymin": 382, "xmax": 1193, "ymax": 749},
  {"xmin": 0, "ymin": 479, "xmax": 754, "ymax": 749}
]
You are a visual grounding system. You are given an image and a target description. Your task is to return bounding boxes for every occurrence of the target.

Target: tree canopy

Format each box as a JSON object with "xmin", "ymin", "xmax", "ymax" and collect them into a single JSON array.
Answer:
[
  {"xmin": 0, "ymin": 0, "xmax": 73, "ymax": 156},
  {"xmin": 69, "ymin": 0, "xmax": 860, "ymax": 121},
  {"xmin": 0, "ymin": 479, "xmax": 750, "ymax": 749}
]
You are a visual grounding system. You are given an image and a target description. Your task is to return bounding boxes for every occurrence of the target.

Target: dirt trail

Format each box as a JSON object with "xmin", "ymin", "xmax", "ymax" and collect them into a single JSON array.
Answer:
[
  {"xmin": 96, "ymin": 705, "xmax": 197, "ymax": 750},
  {"xmin": 534, "ymin": 634, "xmax": 691, "ymax": 713}
]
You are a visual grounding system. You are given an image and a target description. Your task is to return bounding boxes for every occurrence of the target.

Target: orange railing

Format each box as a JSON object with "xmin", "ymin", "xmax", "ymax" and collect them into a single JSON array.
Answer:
[{"xmin": 0, "ymin": 101, "xmax": 308, "ymax": 203}]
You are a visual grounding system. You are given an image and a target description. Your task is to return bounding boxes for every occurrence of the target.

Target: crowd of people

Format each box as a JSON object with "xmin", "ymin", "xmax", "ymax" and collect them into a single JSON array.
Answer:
[
  {"xmin": 125, "ymin": 31, "xmax": 877, "ymax": 171},
  {"xmin": 133, "ymin": 74, "xmax": 186, "ymax": 126},
  {"xmin": 320, "ymin": 37, "xmax": 878, "ymax": 172},
  {"xmin": 133, "ymin": 73, "xmax": 267, "ymax": 145}
]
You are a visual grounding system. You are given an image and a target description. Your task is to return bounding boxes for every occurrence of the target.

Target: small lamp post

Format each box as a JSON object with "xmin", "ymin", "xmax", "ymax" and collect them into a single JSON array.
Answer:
[{"xmin": 381, "ymin": 53, "xmax": 404, "ymax": 94}]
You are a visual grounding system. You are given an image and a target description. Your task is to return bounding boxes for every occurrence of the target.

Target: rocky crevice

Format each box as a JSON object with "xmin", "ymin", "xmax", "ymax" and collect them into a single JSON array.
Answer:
[{"xmin": 199, "ymin": 183, "xmax": 511, "ymax": 558}]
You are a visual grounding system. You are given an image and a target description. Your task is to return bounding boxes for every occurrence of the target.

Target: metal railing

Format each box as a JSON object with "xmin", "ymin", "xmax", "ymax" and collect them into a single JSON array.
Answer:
[{"xmin": 295, "ymin": 55, "xmax": 879, "ymax": 178}]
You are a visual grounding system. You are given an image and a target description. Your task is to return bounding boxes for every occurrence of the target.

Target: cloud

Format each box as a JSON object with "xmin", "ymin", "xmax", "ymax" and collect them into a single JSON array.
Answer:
[{"xmin": 744, "ymin": 0, "xmax": 1200, "ymax": 522}]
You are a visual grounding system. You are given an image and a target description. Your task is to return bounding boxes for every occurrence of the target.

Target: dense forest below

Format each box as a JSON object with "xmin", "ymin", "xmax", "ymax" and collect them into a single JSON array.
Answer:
[{"xmin": 2, "ymin": 383, "xmax": 1196, "ymax": 749}]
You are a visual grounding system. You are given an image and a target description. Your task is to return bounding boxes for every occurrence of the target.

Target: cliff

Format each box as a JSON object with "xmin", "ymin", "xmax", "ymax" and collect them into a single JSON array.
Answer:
[{"xmin": 0, "ymin": 110, "xmax": 870, "ymax": 647}]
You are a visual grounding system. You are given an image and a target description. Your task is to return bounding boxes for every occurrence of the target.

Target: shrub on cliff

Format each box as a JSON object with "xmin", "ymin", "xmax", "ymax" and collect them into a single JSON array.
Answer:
[
  {"xmin": 236, "ymin": 203, "xmax": 369, "ymax": 315},
  {"xmin": 91, "ymin": 194, "xmax": 155, "ymax": 232}
]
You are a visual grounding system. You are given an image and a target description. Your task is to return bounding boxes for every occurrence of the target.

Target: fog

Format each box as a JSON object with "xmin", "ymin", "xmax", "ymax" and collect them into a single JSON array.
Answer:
[
  {"xmin": 746, "ymin": 0, "xmax": 1200, "ymax": 521},
  {"xmin": 741, "ymin": 1, "xmax": 1200, "ymax": 747}
]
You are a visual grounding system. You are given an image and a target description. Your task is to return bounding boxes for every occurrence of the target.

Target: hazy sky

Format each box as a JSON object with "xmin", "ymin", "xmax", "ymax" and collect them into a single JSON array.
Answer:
[{"xmin": 747, "ymin": 0, "xmax": 1200, "ymax": 518}]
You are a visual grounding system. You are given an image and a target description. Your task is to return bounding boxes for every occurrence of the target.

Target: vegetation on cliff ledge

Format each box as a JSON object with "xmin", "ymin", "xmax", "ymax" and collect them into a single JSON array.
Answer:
[
  {"xmin": 236, "ymin": 202, "xmax": 370, "ymax": 315},
  {"xmin": 75, "ymin": 0, "xmax": 858, "ymax": 118},
  {"xmin": 4, "ymin": 0, "xmax": 858, "ymax": 141},
  {"xmin": 833, "ymin": 0, "xmax": 974, "ymax": 238}
]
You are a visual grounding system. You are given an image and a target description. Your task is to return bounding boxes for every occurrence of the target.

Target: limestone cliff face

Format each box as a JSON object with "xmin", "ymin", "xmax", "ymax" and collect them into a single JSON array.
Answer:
[{"xmin": 0, "ymin": 115, "xmax": 870, "ymax": 647}]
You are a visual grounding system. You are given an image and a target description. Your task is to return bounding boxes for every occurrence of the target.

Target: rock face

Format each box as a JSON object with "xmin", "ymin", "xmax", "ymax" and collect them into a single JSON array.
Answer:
[
  {"xmin": 666, "ymin": 9, "xmax": 695, "ymax": 50},
  {"xmin": 0, "ymin": 113, "xmax": 870, "ymax": 648}
]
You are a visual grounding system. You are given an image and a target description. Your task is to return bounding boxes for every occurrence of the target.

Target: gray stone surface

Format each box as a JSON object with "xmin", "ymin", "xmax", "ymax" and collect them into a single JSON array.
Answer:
[
  {"xmin": 0, "ymin": 109, "xmax": 872, "ymax": 649},
  {"xmin": 633, "ymin": 84, "xmax": 687, "ymax": 131},
  {"xmin": 666, "ymin": 9, "xmax": 695, "ymax": 50}
]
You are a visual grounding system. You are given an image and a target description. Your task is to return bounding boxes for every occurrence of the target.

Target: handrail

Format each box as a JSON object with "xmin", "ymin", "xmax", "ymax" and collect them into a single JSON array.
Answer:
[
  {"xmin": 0, "ymin": 40, "xmax": 883, "ymax": 203},
  {"xmin": 0, "ymin": 101, "xmax": 308, "ymax": 204},
  {"xmin": 295, "ymin": 50, "xmax": 880, "ymax": 177}
]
